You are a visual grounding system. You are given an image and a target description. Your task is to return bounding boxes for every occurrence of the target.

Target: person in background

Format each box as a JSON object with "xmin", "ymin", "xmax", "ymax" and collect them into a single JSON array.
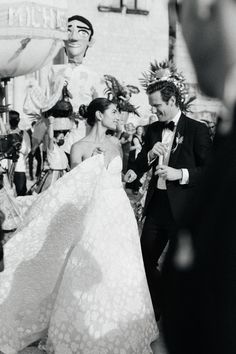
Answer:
[
  {"xmin": 27, "ymin": 121, "xmax": 42, "ymax": 181},
  {"xmin": 126, "ymin": 125, "xmax": 145, "ymax": 194},
  {"xmin": 34, "ymin": 116, "xmax": 69, "ymax": 193},
  {"xmin": 132, "ymin": 125, "xmax": 145, "ymax": 158},
  {"xmin": 8, "ymin": 110, "xmax": 31, "ymax": 196},
  {"xmin": 62, "ymin": 114, "xmax": 87, "ymax": 161},
  {"xmin": 0, "ymin": 115, "xmax": 23, "ymax": 232},
  {"xmin": 119, "ymin": 122, "xmax": 136, "ymax": 174}
]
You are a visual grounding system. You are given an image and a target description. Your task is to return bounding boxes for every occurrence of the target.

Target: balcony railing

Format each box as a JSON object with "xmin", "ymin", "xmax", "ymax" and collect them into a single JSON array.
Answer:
[{"xmin": 97, "ymin": 4, "xmax": 149, "ymax": 15}]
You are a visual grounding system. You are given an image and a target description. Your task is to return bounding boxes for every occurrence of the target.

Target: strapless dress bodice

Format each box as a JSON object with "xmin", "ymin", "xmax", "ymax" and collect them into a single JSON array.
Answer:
[{"xmin": 98, "ymin": 155, "xmax": 123, "ymax": 190}]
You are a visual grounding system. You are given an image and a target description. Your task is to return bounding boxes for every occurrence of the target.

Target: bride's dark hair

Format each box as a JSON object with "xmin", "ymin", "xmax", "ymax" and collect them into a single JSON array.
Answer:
[{"xmin": 79, "ymin": 98, "xmax": 113, "ymax": 127}]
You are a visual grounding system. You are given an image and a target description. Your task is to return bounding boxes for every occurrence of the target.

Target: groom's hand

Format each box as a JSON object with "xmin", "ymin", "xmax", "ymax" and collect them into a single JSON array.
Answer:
[
  {"xmin": 149, "ymin": 142, "xmax": 168, "ymax": 161},
  {"xmin": 155, "ymin": 165, "xmax": 183, "ymax": 181},
  {"xmin": 124, "ymin": 169, "xmax": 137, "ymax": 183}
]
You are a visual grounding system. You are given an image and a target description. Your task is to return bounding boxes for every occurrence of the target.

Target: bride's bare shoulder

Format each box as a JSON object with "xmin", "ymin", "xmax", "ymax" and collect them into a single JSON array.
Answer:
[
  {"xmin": 71, "ymin": 139, "xmax": 92, "ymax": 168},
  {"xmin": 71, "ymin": 138, "xmax": 90, "ymax": 152}
]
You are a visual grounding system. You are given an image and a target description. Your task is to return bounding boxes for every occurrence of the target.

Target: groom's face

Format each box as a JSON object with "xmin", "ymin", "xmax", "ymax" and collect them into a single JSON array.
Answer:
[{"xmin": 148, "ymin": 90, "xmax": 173, "ymax": 122}]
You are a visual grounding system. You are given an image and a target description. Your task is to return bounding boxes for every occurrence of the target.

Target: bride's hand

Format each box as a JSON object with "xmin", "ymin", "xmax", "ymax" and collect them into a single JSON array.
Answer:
[
  {"xmin": 92, "ymin": 147, "xmax": 105, "ymax": 156},
  {"xmin": 124, "ymin": 169, "xmax": 137, "ymax": 183}
]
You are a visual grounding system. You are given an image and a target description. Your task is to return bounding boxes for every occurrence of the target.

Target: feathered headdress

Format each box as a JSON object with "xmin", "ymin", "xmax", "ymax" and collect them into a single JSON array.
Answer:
[
  {"xmin": 140, "ymin": 60, "xmax": 196, "ymax": 112},
  {"xmin": 104, "ymin": 74, "xmax": 140, "ymax": 116}
]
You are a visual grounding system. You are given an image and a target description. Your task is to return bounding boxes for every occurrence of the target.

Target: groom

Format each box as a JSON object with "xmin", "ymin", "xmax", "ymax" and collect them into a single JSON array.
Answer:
[{"xmin": 125, "ymin": 66, "xmax": 212, "ymax": 320}]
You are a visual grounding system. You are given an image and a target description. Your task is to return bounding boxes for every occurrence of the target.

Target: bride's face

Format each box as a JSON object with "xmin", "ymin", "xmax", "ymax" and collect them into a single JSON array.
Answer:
[{"xmin": 101, "ymin": 104, "xmax": 119, "ymax": 130}]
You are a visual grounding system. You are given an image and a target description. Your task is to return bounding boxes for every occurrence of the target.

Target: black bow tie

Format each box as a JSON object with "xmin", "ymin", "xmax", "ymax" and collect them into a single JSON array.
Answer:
[{"xmin": 160, "ymin": 121, "xmax": 175, "ymax": 131}]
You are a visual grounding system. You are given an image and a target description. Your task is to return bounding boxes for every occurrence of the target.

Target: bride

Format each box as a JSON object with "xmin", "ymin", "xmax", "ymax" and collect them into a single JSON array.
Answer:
[{"xmin": 0, "ymin": 98, "xmax": 158, "ymax": 354}]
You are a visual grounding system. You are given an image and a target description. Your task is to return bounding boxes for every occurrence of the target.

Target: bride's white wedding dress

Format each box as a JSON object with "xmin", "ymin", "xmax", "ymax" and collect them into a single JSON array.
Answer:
[{"xmin": 0, "ymin": 154, "xmax": 158, "ymax": 354}]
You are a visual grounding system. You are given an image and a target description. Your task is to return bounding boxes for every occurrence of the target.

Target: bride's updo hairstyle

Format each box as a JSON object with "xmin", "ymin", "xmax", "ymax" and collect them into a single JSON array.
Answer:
[{"xmin": 79, "ymin": 98, "xmax": 113, "ymax": 127}]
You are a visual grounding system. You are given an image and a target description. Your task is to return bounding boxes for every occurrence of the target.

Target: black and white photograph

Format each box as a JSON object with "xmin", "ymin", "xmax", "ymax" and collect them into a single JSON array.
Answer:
[{"xmin": 0, "ymin": 0, "xmax": 234, "ymax": 353}]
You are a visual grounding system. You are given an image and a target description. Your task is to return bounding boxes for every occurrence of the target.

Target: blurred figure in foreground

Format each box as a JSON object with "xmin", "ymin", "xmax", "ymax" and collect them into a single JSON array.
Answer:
[
  {"xmin": 0, "ymin": 210, "xmax": 4, "ymax": 272},
  {"xmin": 162, "ymin": 1, "xmax": 236, "ymax": 354}
]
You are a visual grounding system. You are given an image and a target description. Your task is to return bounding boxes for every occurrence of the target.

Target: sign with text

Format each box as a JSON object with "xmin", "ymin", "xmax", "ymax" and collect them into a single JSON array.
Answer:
[{"xmin": 0, "ymin": 0, "xmax": 68, "ymax": 78}]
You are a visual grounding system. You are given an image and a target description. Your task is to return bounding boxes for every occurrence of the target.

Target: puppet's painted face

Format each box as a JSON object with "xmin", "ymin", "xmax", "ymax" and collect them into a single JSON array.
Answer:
[{"xmin": 65, "ymin": 20, "xmax": 92, "ymax": 60}]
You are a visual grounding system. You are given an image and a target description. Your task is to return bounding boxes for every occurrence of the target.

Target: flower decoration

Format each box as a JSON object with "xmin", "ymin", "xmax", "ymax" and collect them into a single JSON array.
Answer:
[
  {"xmin": 104, "ymin": 74, "xmax": 140, "ymax": 116},
  {"xmin": 171, "ymin": 132, "xmax": 184, "ymax": 153},
  {"xmin": 140, "ymin": 60, "xmax": 196, "ymax": 113}
]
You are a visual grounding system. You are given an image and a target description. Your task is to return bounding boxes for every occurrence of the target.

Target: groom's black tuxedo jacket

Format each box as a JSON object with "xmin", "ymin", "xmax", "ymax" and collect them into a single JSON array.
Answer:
[{"xmin": 132, "ymin": 113, "xmax": 212, "ymax": 222}]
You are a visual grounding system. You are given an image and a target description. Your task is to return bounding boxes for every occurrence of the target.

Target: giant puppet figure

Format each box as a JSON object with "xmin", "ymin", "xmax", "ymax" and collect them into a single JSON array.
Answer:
[{"xmin": 24, "ymin": 15, "xmax": 105, "ymax": 151}]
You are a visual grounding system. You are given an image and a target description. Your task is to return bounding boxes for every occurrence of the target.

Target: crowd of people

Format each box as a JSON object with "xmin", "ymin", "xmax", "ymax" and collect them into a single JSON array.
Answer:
[{"xmin": 0, "ymin": 0, "xmax": 235, "ymax": 352}]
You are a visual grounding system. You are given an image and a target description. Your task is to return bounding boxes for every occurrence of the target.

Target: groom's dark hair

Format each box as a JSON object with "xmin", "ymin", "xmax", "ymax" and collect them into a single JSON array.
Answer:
[{"xmin": 147, "ymin": 81, "xmax": 184, "ymax": 110}]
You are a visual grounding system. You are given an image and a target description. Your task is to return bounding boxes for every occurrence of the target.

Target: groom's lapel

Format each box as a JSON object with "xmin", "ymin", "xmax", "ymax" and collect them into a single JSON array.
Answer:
[
  {"xmin": 169, "ymin": 114, "xmax": 186, "ymax": 166},
  {"xmin": 151, "ymin": 123, "xmax": 163, "ymax": 168},
  {"xmin": 152, "ymin": 122, "xmax": 163, "ymax": 146}
]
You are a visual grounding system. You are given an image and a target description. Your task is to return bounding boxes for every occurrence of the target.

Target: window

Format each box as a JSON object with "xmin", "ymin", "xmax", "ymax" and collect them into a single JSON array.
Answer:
[{"xmin": 98, "ymin": 0, "xmax": 149, "ymax": 15}]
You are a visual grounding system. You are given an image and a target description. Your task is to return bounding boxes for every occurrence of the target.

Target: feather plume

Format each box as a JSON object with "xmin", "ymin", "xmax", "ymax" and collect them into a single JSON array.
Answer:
[
  {"xmin": 104, "ymin": 75, "xmax": 140, "ymax": 116},
  {"xmin": 139, "ymin": 59, "xmax": 196, "ymax": 113}
]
